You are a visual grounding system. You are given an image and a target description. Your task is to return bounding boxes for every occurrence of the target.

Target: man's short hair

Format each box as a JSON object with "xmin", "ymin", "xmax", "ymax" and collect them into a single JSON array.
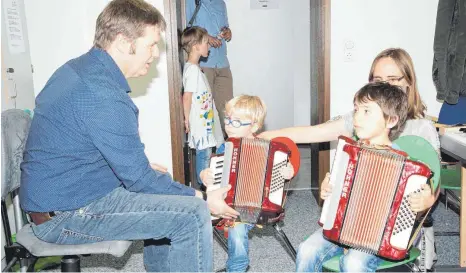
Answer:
[
  {"xmin": 181, "ymin": 26, "xmax": 208, "ymax": 53},
  {"xmin": 94, "ymin": 0, "xmax": 166, "ymax": 49},
  {"xmin": 354, "ymin": 82, "xmax": 408, "ymax": 140},
  {"xmin": 225, "ymin": 95, "xmax": 267, "ymax": 130}
]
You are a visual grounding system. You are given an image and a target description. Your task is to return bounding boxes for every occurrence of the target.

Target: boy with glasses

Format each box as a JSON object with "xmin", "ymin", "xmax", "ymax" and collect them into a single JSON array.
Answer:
[{"xmin": 200, "ymin": 95, "xmax": 295, "ymax": 272}]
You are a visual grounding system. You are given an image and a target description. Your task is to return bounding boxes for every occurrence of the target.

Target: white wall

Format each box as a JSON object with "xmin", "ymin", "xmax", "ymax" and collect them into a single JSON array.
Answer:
[
  {"xmin": 1, "ymin": 0, "xmax": 35, "ymax": 111},
  {"xmin": 225, "ymin": 0, "xmax": 311, "ymax": 130},
  {"xmin": 329, "ymin": 0, "xmax": 441, "ymax": 163},
  {"xmin": 23, "ymin": 0, "xmax": 174, "ymax": 172},
  {"xmin": 330, "ymin": 0, "xmax": 441, "ymax": 119}
]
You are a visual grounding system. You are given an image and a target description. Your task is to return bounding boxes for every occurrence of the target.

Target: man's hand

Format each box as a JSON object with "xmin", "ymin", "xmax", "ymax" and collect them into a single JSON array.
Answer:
[
  {"xmin": 207, "ymin": 185, "xmax": 239, "ymax": 219},
  {"xmin": 150, "ymin": 163, "xmax": 168, "ymax": 173},
  {"xmin": 409, "ymin": 184, "xmax": 435, "ymax": 213},
  {"xmin": 200, "ymin": 168, "xmax": 214, "ymax": 187},
  {"xmin": 281, "ymin": 163, "xmax": 294, "ymax": 180},
  {"xmin": 320, "ymin": 172, "xmax": 333, "ymax": 200},
  {"xmin": 219, "ymin": 27, "xmax": 232, "ymax": 42},
  {"xmin": 208, "ymin": 35, "xmax": 222, "ymax": 48}
]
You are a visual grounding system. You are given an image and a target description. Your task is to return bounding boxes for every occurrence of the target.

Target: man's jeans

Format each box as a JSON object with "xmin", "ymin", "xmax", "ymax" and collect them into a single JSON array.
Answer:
[
  {"xmin": 31, "ymin": 187, "xmax": 213, "ymax": 272},
  {"xmin": 196, "ymin": 148, "xmax": 212, "ymax": 186},
  {"xmin": 296, "ymin": 228, "xmax": 382, "ymax": 272},
  {"xmin": 226, "ymin": 223, "xmax": 255, "ymax": 272}
]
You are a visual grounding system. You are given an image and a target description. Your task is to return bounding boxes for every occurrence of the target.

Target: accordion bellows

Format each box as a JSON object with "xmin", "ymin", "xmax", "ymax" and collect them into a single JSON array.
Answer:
[{"xmin": 319, "ymin": 136, "xmax": 432, "ymax": 260}]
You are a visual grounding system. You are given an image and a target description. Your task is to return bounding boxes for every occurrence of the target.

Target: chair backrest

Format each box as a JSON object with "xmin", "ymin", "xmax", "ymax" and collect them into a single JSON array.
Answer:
[
  {"xmin": 393, "ymin": 135, "xmax": 441, "ymax": 191},
  {"xmin": 1, "ymin": 109, "xmax": 32, "ymax": 238},
  {"xmin": 1, "ymin": 109, "xmax": 31, "ymax": 200}
]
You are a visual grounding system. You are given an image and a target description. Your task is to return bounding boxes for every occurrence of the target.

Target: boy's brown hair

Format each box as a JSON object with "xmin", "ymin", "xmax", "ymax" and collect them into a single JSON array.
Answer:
[
  {"xmin": 94, "ymin": 0, "xmax": 166, "ymax": 50},
  {"xmin": 181, "ymin": 26, "xmax": 208, "ymax": 53},
  {"xmin": 354, "ymin": 82, "xmax": 408, "ymax": 140},
  {"xmin": 225, "ymin": 95, "xmax": 267, "ymax": 130}
]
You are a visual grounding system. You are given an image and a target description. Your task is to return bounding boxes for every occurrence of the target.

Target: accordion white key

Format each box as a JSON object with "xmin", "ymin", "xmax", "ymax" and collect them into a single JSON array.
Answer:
[{"xmin": 319, "ymin": 136, "xmax": 433, "ymax": 260}]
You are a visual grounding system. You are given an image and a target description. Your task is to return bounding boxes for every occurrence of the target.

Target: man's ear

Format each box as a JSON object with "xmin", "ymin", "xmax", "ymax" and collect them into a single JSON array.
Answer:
[
  {"xmin": 386, "ymin": 115, "xmax": 399, "ymax": 129},
  {"xmin": 115, "ymin": 33, "xmax": 132, "ymax": 54}
]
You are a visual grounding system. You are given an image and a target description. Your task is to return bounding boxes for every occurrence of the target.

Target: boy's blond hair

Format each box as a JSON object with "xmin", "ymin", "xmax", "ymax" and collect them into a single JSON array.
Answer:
[
  {"xmin": 225, "ymin": 95, "xmax": 267, "ymax": 129},
  {"xmin": 181, "ymin": 26, "xmax": 208, "ymax": 54}
]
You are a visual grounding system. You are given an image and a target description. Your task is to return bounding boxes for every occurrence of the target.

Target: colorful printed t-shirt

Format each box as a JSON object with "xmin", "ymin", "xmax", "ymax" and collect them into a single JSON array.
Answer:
[{"xmin": 183, "ymin": 62, "xmax": 218, "ymax": 150}]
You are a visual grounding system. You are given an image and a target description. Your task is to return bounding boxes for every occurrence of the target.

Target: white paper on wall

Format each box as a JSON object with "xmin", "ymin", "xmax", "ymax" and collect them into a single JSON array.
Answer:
[
  {"xmin": 250, "ymin": 0, "xmax": 279, "ymax": 10},
  {"xmin": 3, "ymin": 0, "xmax": 26, "ymax": 54}
]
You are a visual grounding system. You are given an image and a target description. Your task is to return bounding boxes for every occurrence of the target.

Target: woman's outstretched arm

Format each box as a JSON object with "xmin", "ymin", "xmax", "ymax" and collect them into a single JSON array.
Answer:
[{"xmin": 258, "ymin": 117, "xmax": 351, "ymax": 144}]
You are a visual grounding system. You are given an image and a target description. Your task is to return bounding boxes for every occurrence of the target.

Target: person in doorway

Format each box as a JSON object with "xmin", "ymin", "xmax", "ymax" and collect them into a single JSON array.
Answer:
[
  {"xmin": 20, "ymin": 0, "xmax": 239, "ymax": 271},
  {"xmin": 181, "ymin": 26, "xmax": 223, "ymax": 188},
  {"xmin": 186, "ymin": 0, "xmax": 233, "ymax": 137}
]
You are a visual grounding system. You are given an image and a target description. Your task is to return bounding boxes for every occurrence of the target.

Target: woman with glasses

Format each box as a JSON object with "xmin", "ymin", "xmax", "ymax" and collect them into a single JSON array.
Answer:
[{"xmin": 259, "ymin": 48, "xmax": 440, "ymax": 271}]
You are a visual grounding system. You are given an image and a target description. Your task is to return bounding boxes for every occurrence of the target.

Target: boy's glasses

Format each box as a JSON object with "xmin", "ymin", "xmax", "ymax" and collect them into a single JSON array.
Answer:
[{"xmin": 224, "ymin": 117, "xmax": 252, "ymax": 128}]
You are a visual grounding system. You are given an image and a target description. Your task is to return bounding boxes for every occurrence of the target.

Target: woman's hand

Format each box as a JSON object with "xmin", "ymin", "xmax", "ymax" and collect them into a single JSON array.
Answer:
[{"xmin": 320, "ymin": 172, "xmax": 333, "ymax": 200}]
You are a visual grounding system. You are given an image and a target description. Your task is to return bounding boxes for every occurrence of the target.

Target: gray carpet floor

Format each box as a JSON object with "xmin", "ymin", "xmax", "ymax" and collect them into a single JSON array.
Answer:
[{"xmin": 40, "ymin": 189, "xmax": 461, "ymax": 272}]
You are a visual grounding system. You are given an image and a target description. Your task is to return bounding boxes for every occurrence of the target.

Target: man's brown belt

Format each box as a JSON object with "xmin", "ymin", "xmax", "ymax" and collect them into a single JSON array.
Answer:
[{"xmin": 29, "ymin": 212, "xmax": 55, "ymax": 225}]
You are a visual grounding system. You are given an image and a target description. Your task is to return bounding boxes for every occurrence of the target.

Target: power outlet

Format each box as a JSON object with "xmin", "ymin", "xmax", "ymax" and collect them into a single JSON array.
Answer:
[
  {"xmin": 344, "ymin": 50, "xmax": 354, "ymax": 62},
  {"xmin": 343, "ymin": 40, "xmax": 355, "ymax": 62}
]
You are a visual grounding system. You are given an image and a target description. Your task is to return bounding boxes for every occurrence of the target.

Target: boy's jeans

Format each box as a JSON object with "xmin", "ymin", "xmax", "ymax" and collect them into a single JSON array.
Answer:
[
  {"xmin": 227, "ymin": 223, "xmax": 255, "ymax": 272},
  {"xmin": 296, "ymin": 228, "xmax": 382, "ymax": 272},
  {"xmin": 31, "ymin": 187, "xmax": 213, "ymax": 272},
  {"xmin": 196, "ymin": 148, "xmax": 212, "ymax": 185}
]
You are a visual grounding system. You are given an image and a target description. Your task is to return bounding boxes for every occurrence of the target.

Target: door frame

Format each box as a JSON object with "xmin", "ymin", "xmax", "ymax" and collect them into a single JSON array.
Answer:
[
  {"xmin": 310, "ymin": 0, "xmax": 331, "ymax": 203},
  {"xmin": 164, "ymin": 0, "xmax": 186, "ymax": 183},
  {"xmin": 164, "ymin": 0, "xmax": 331, "ymax": 189}
]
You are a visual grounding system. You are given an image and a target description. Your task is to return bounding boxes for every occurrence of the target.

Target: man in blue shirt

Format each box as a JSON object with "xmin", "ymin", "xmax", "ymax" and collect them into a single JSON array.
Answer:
[
  {"xmin": 186, "ymin": 0, "xmax": 233, "ymax": 136},
  {"xmin": 20, "ymin": 0, "xmax": 238, "ymax": 271}
]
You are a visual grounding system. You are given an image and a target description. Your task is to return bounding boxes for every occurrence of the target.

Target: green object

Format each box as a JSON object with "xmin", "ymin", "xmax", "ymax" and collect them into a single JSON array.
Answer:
[
  {"xmin": 393, "ymin": 135, "xmax": 441, "ymax": 191},
  {"xmin": 440, "ymin": 164, "xmax": 461, "ymax": 190},
  {"xmin": 322, "ymin": 247, "xmax": 421, "ymax": 272},
  {"xmin": 11, "ymin": 256, "xmax": 62, "ymax": 272}
]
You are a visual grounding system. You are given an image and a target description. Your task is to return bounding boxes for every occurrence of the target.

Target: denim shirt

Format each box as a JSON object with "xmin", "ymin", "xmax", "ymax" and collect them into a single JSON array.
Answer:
[
  {"xmin": 20, "ymin": 47, "xmax": 194, "ymax": 212},
  {"xmin": 186, "ymin": 0, "xmax": 230, "ymax": 68}
]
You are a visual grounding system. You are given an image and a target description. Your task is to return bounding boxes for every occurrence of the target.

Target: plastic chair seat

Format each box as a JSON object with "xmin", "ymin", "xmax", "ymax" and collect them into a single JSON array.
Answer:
[
  {"xmin": 322, "ymin": 247, "xmax": 420, "ymax": 272},
  {"xmin": 16, "ymin": 224, "xmax": 132, "ymax": 258}
]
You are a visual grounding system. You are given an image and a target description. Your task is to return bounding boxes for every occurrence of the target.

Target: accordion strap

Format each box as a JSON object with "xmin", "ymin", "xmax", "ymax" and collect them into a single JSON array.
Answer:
[{"xmin": 187, "ymin": 0, "xmax": 201, "ymax": 27}]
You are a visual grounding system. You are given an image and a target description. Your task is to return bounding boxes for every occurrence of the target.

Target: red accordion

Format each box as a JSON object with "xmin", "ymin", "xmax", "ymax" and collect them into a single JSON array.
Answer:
[
  {"xmin": 319, "ymin": 136, "xmax": 432, "ymax": 260},
  {"xmin": 209, "ymin": 137, "xmax": 299, "ymax": 224}
]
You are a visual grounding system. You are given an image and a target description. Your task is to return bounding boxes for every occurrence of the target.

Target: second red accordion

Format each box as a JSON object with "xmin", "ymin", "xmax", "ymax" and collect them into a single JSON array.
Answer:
[{"xmin": 319, "ymin": 136, "xmax": 432, "ymax": 260}]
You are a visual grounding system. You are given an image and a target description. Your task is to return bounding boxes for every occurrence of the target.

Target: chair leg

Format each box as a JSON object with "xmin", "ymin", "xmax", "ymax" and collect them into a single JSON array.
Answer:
[
  {"xmin": 213, "ymin": 227, "xmax": 228, "ymax": 252},
  {"xmin": 272, "ymin": 223, "xmax": 297, "ymax": 261},
  {"xmin": 445, "ymin": 190, "xmax": 448, "ymax": 211},
  {"xmin": 61, "ymin": 255, "xmax": 80, "ymax": 272}
]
